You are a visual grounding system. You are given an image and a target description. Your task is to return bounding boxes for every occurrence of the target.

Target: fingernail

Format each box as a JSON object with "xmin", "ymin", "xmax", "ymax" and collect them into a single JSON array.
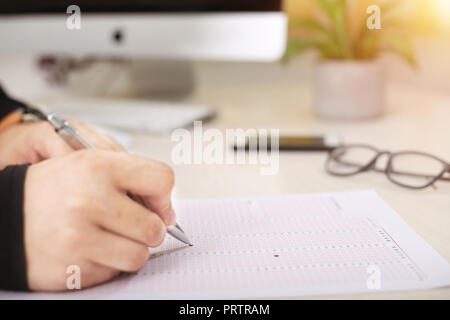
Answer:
[{"xmin": 166, "ymin": 209, "xmax": 176, "ymax": 226}]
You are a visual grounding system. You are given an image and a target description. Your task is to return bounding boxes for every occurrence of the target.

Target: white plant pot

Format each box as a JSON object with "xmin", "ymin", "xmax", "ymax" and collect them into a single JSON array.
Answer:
[{"xmin": 313, "ymin": 60, "xmax": 385, "ymax": 120}]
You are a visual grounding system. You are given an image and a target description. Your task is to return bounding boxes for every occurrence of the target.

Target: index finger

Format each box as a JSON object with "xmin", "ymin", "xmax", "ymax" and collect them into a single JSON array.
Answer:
[{"xmin": 100, "ymin": 151, "xmax": 176, "ymax": 224}]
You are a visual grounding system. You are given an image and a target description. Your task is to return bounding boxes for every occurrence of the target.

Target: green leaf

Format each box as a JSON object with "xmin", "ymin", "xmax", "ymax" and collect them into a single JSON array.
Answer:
[
  {"xmin": 287, "ymin": 17, "xmax": 338, "ymax": 59},
  {"xmin": 282, "ymin": 38, "xmax": 321, "ymax": 62},
  {"xmin": 315, "ymin": 0, "xmax": 341, "ymax": 21},
  {"xmin": 355, "ymin": 33, "xmax": 381, "ymax": 59},
  {"xmin": 289, "ymin": 18, "xmax": 330, "ymax": 35},
  {"xmin": 355, "ymin": 32, "xmax": 416, "ymax": 67},
  {"xmin": 333, "ymin": 0, "xmax": 353, "ymax": 59},
  {"xmin": 314, "ymin": 0, "xmax": 353, "ymax": 59},
  {"xmin": 282, "ymin": 36, "xmax": 341, "ymax": 62}
]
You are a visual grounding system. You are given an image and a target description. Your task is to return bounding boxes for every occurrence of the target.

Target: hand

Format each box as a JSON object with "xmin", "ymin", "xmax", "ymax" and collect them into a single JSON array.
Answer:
[
  {"xmin": 0, "ymin": 119, "xmax": 124, "ymax": 169},
  {"xmin": 23, "ymin": 150, "xmax": 177, "ymax": 291}
]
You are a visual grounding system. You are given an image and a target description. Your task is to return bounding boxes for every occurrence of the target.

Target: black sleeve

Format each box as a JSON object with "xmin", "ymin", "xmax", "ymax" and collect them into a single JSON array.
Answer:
[
  {"xmin": 0, "ymin": 164, "xmax": 30, "ymax": 291},
  {"xmin": 0, "ymin": 84, "xmax": 27, "ymax": 119},
  {"xmin": 0, "ymin": 84, "xmax": 31, "ymax": 291}
]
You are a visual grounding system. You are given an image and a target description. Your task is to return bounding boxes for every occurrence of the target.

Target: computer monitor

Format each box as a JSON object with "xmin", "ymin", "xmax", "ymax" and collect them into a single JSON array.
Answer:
[{"xmin": 0, "ymin": 1, "xmax": 287, "ymax": 61}]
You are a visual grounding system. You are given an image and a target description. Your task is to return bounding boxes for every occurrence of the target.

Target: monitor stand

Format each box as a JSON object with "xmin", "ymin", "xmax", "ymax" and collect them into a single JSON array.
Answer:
[
  {"xmin": 37, "ymin": 56, "xmax": 196, "ymax": 100},
  {"xmin": 127, "ymin": 59, "xmax": 196, "ymax": 100}
]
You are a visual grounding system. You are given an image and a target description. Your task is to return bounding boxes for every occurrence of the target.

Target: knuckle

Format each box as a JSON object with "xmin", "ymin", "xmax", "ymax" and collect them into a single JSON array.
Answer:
[
  {"xmin": 62, "ymin": 228, "xmax": 83, "ymax": 249},
  {"xmin": 72, "ymin": 150, "xmax": 100, "ymax": 171},
  {"xmin": 158, "ymin": 164, "xmax": 175, "ymax": 191},
  {"xmin": 66, "ymin": 195, "xmax": 96, "ymax": 218},
  {"xmin": 66, "ymin": 197, "xmax": 89, "ymax": 218}
]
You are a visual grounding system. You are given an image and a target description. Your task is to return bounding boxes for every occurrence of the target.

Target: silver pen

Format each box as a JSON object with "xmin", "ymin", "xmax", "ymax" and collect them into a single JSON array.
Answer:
[{"xmin": 47, "ymin": 113, "xmax": 193, "ymax": 246}]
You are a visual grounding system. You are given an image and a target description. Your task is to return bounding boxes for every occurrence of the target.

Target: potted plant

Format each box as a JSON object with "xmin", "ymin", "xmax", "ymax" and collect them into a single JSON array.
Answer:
[{"xmin": 284, "ymin": 0, "xmax": 416, "ymax": 120}]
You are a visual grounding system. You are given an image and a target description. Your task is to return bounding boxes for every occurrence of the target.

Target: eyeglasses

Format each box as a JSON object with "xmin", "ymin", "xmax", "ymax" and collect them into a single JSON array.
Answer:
[{"xmin": 325, "ymin": 144, "xmax": 450, "ymax": 189}]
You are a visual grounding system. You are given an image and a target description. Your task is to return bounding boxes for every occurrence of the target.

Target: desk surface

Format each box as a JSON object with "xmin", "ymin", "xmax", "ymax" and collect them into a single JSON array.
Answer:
[
  {"xmin": 123, "ymin": 80, "xmax": 450, "ymax": 300},
  {"xmin": 20, "ymin": 67, "xmax": 450, "ymax": 299}
]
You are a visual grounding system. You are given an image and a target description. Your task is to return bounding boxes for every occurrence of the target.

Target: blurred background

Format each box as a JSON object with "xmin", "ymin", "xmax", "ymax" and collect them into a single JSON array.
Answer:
[
  {"xmin": 1, "ymin": 0, "xmax": 449, "ymax": 99},
  {"xmin": 285, "ymin": 0, "xmax": 450, "ymax": 95}
]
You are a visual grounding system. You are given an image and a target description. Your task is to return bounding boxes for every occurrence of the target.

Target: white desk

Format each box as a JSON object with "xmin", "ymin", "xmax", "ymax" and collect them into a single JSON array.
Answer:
[{"xmin": 3, "ymin": 57, "xmax": 450, "ymax": 299}]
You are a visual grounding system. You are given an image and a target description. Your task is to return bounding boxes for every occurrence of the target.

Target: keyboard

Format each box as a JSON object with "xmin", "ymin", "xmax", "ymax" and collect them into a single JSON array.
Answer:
[{"xmin": 44, "ymin": 97, "xmax": 216, "ymax": 134}]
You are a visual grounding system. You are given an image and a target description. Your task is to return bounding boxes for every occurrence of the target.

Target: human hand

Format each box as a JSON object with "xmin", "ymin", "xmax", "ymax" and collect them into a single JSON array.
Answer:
[
  {"xmin": 23, "ymin": 150, "xmax": 176, "ymax": 291},
  {"xmin": 0, "ymin": 120, "xmax": 123, "ymax": 169}
]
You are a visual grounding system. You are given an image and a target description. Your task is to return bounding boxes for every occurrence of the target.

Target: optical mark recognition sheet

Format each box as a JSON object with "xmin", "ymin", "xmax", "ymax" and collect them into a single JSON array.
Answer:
[{"xmin": 5, "ymin": 190, "xmax": 450, "ymax": 299}]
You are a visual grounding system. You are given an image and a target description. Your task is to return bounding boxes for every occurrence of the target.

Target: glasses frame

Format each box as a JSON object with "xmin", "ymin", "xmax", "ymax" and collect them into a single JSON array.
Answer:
[{"xmin": 326, "ymin": 144, "xmax": 450, "ymax": 190}]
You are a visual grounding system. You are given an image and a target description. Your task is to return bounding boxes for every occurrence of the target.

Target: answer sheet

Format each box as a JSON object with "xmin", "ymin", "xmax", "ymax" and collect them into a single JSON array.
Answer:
[{"xmin": 5, "ymin": 190, "xmax": 450, "ymax": 299}]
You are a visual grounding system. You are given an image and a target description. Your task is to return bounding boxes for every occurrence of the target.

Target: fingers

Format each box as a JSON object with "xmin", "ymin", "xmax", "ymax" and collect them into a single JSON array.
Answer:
[
  {"xmin": 103, "ymin": 152, "xmax": 176, "ymax": 224},
  {"xmin": 34, "ymin": 119, "xmax": 124, "ymax": 162},
  {"xmin": 69, "ymin": 120, "xmax": 125, "ymax": 151},
  {"xmin": 87, "ymin": 227, "xmax": 150, "ymax": 272},
  {"xmin": 35, "ymin": 122, "xmax": 74, "ymax": 158},
  {"xmin": 93, "ymin": 193, "xmax": 167, "ymax": 248}
]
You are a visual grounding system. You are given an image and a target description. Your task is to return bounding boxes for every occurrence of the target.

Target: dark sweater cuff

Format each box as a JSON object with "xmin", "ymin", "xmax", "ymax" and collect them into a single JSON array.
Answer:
[
  {"xmin": 0, "ymin": 85, "xmax": 27, "ymax": 119},
  {"xmin": 0, "ymin": 164, "xmax": 30, "ymax": 291}
]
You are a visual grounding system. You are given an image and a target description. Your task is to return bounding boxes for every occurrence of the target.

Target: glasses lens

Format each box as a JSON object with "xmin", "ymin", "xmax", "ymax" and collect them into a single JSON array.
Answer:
[
  {"xmin": 388, "ymin": 153, "xmax": 445, "ymax": 188},
  {"xmin": 327, "ymin": 146, "xmax": 378, "ymax": 175}
]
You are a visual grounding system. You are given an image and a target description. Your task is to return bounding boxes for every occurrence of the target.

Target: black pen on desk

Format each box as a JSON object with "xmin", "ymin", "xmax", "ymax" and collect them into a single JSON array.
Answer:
[
  {"xmin": 234, "ymin": 134, "xmax": 342, "ymax": 152},
  {"xmin": 46, "ymin": 113, "xmax": 193, "ymax": 246}
]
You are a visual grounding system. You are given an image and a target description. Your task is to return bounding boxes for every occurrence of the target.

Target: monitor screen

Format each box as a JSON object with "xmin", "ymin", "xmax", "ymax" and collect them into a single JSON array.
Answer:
[
  {"xmin": 1, "ymin": 0, "xmax": 282, "ymax": 14},
  {"xmin": 0, "ymin": 0, "xmax": 286, "ymax": 61}
]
